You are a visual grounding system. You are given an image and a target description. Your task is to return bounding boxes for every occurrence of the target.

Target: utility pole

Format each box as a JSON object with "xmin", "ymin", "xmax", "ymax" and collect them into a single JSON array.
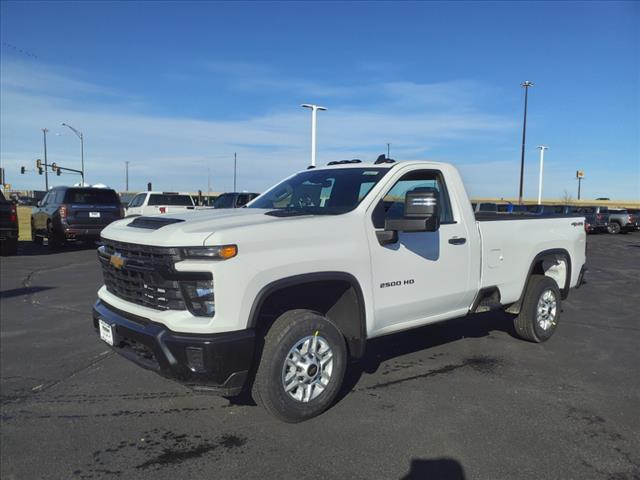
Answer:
[
  {"xmin": 61, "ymin": 123, "xmax": 85, "ymax": 185},
  {"xmin": 125, "ymin": 161, "xmax": 129, "ymax": 191},
  {"xmin": 301, "ymin": 104, "xmax": 327, "ymax": 167},
  {"xmin": 42, "ymin": 128, "xmax": 49, "ymax": 190},
  {"xmin": 386, "ymin": 143, "xmax": 391, "ymax": 158},
  {"xmin": 537, "ymin": 146, "xmax": 548, "ymax": 205},
  {"xmin": 518, "ymin": 81, "xmax": 534, "ymax": 204},
  {"xmin": 233, "ymin": 152, "xmax": 237, "ymax": 192},
  {"xmin": 207, "ymin": 167, "xmax": 211, "ymax": 205}
]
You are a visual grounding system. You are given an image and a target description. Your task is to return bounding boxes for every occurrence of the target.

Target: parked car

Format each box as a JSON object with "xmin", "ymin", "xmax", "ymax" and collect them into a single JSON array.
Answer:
[
  {"xmin": 125, "ymin": 191, "xmax": 196, "ymax": 217},
  {"xmin": 93, "ymin": 159, "xmax": 586, "ymax": 422},
  {"xmin": 472, "ymin": 202, "xmax": 498, "ymax": 213},
  {"xmin": 31, "ymin": 186, "xmax": 123, "ymax": 248},
  {"xmin": 572, "ymin": 206, "xmax": 609, "ymax": 233},
  {"xmin": 212, "ymin": 192, "xmax": 259, "ymax": 209},
  {"xmin": 606, "ymin": 209, "xmax": 639, "ymax": 234},
  {"xmin": 0, "ymin": 191, "xmax": 19, "ymax": 255}
]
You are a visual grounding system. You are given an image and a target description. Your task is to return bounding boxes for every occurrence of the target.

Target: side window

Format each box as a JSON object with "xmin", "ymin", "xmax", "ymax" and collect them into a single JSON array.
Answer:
[
  {"xmin": 129, "ymin": 194, "xmax": 145, "ymax": 208},
  {"xmin": 372, "ymin": 170, "xmax": 454, "ymax": 228},
  {"xmin": 41, "ymin": 192, "xmax": 51, "ymax": 206},
  {"xmin": 54, "ymin": 190, "xmax": 65, "ymax": 204}
]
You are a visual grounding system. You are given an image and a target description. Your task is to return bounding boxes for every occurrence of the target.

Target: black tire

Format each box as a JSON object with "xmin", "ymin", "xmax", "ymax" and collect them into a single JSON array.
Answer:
[
  {"xmin": 47, "ymin": 222, "xmax": 63, "ymax": 249},
  {"xmin": 607, "ymin": 222, "xmax": 621, "ymax": 234},
  {"xmin": 252, "ymin": 309, "xmax": 347, "ymax": 423},
  {"xmin": 513, "ymin": 275, "xmax": 561, "ymax": 343},
  {"xmin": 1, "ymin": 239, "xmax": 18, "ymax": 256}
]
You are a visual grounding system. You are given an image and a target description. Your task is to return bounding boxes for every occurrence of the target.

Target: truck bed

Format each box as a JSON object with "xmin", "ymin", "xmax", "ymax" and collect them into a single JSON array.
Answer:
[{"xmin": 476, "ymin": 214, "xmax": 586, "ymax": 305}]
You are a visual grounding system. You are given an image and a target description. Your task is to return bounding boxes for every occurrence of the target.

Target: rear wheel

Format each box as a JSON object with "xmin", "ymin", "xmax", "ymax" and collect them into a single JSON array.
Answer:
[
  {"xmin": 47, "ymin": 222, "xmax": 63, "ymax": 249},
  {"xmin": 252, "ymin": 309, "xmax": 347, "ymax": 423},
  {"xmin": 0, "ymin": 239, "xmax": 18, "ymax": 256},
  {"xmin": 607, "ymin": 222, "xmax": 621, "ymax": 234},
  {"xmin": 513, "ymin": 275, "xmax": 561, "ymax": 343}
]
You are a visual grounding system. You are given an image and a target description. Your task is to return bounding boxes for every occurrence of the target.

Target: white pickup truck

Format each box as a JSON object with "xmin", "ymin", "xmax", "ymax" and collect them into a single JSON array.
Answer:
[
  {"xmin": 125, "ymin": 191, "xmax": 196, "ymax": 217},
  {"xmin": 93, "ymin": 159, "xmax": 587, "ymax": 422}
]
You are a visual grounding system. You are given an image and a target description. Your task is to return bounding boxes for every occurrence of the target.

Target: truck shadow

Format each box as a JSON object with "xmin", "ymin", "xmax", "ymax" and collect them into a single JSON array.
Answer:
[
  {"xmin": 401, "ymin": 457, "xmax": 467, "ymax": 480},
  {"xmin": 337, "ymin": 310, "xmax": 517, "ymax": 403}
]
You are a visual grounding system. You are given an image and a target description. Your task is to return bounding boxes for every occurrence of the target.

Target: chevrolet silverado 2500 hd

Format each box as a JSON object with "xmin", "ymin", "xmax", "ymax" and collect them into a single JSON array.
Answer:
[{"xmin": 93, "ymin": 159, "xmax": 587, "ymax": 422}]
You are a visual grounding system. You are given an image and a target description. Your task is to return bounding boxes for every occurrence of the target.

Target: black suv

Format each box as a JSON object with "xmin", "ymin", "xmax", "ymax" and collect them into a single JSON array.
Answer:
[
  {"xmin": 0, "ymin": 191, "xmax": 19, "ymax": 255},
  {"xmin": 31, "ymin": 187, "xmax": 123, "ymax": 248},
  {"xmin": 212, "ymin": 192, "xmax": 259, "ymax": 209}
]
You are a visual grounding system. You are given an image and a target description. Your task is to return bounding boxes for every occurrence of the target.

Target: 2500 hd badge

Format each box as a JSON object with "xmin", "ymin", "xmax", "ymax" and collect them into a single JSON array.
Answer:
[{"xmin": 380, "ymin": 279, "xmax": 415, "ymax": 288}]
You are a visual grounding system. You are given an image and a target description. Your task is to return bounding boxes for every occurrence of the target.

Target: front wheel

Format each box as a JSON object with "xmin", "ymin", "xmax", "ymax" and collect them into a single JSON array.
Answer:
[
  {"xmin": 252, "ymin": 310, "xmax": 347, "ymax": 423},
  {"xmin": 513, "ymin": 275, "xmax": 561, "ymax": 343}
]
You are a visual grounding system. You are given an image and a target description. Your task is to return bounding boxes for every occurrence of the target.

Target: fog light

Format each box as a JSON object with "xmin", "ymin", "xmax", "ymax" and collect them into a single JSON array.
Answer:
[
  {"xmin": 185, "ymin": 346, "xmax": 205, "ymax": 372},
  {"xmin": 181, "ymin": 280, "xmax": 215, "ymax": 317}
]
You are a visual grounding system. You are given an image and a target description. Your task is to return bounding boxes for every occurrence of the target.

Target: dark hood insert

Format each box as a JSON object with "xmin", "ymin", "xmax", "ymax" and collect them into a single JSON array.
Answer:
[{"xmin": 127, "ymin": 216, "xmax": 185, "ymax": 230}]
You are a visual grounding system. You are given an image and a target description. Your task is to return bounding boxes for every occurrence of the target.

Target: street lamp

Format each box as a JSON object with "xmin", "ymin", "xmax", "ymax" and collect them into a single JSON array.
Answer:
[
  {"xmin": 518, "ymin": 81, "xmax": 534, "ymax": 204},
  {"xmin": 61, "ymin": 122, "xmax": 84, "ymax": 185},
  {"xmin": 537, "ymin": 145, "xmax": 548, "ymax": 205},
  {"xmin": 301, "ymin": 104, "xmax": 327, "ymax": 167}
]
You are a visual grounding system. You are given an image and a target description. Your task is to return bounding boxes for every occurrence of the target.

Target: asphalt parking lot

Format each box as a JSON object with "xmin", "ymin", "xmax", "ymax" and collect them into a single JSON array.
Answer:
[{"xmin": 1, "ymin": 234, "xmax": 639, "ymax": 480}]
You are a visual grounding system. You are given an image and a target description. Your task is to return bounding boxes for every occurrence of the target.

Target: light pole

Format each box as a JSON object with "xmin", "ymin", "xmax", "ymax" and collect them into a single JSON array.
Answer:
[
  {"xmin": 518, "ymin": 81, "xmax": 534, "ymax": 204},
  {"xmin": 42, "ymin": 128, "xmax": 49, "ymax": 190},
  {"xmin": 233, "ymin": 152, "xmax": 237, "ymax": 192},
  {"xmin": 61, "ymin": 123, "xmax": 84, "ymax": 185},
  {"xmin": 537, "ymin": 145, "xmax": 548, "ymax": 205},
  {"xmin": 125, "ymin": 161, "xmax": 129, "ymax": 191},
  {"xmin": 576, "ymin": 170, "xmax": 584, "ymax": 200},
  {"xmin": 301, "ymin": 104, "xmax": 327, "ymax": 167},
  {"xmin": 386, "ymin": 143, "xmax": 391, "ymax": 158}
]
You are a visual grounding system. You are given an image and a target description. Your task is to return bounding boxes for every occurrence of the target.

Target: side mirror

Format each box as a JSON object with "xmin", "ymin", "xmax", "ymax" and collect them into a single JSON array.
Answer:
[
  {"xmin": 384, "ymin": 188, "xmax": 440, "ymax": 233},
  {"xmin": 36, "ymin": 201, "xmax": 42, "ymax": 207}
]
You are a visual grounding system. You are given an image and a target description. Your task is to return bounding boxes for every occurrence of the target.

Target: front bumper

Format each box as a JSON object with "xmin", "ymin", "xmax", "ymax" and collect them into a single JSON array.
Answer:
[{"xmin": 92, "ymin": 299, "xmax": 255, "ymax": 396}]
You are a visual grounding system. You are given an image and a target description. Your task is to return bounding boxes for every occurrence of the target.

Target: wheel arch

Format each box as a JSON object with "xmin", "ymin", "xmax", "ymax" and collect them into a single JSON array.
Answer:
[
  {"xmin": 248, "ymin": 272, "xmax": 367, "ymax": 358},
  {"xmin": 506, "ymin": 248, "xmax": 572, "ymax": 314}
]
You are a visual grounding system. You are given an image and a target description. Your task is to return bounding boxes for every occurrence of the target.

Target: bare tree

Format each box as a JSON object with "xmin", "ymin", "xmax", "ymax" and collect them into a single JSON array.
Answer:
[{"xmin": 562, "ymin": 190, "xmax": 574, "ymax": 204}]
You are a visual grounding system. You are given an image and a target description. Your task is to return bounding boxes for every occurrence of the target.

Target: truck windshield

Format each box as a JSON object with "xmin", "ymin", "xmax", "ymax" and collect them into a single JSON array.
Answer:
[{"xmin": 249, "ymin": 168, "xmax": 388, "ymax": 215}]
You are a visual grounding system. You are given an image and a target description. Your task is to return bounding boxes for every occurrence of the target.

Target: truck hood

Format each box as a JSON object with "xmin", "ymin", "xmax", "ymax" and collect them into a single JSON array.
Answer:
[{"xmin": 101, "ymin": 208, "xmax": 287, "ymax": 246}]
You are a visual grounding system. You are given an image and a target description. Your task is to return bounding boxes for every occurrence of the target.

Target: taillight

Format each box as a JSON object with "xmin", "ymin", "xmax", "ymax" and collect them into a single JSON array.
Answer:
[
  {"xmin": 159, "ymin": 207, "xmax": 166, "ymax": 214},
  {"xmin": 9, "ymin": 204, "xmax": 17, "ymax": 223},
  {"xmin": 628, "ymin": 215, "xmax": 632, "ymax": 223},
  {"xmin": 59, "ymin": 204, "xmax": 68, "ymax": 219}
]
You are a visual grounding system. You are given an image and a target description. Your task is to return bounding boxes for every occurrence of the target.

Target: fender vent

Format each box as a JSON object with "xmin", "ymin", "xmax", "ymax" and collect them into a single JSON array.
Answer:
[{"xmin": 127, "ymin": 216, "xmax": 185, "ymax": 230}]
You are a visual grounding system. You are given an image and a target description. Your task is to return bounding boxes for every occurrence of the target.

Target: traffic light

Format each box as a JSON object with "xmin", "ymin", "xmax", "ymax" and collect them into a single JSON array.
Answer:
[
  {"xmin": 56, "ymin": 168, "xmax": 61, "ymax": 176},
  {"xmin": 51, "ymin": 162, "xmax": 57, "ymax": 171},
  {"xmin": 147, "ymin": 182, "xmax": 152, "ymax": 191},
  {"xmin": 20, "ymin": 166, "xmax": 26, "ymax": 174},
  {"xmin": 38, "ymin": 167, "xmax": 43, "ymax": 175},
  {"xmin": 36, "ymin": 159, "xmax": 42, "ymax": 168}
]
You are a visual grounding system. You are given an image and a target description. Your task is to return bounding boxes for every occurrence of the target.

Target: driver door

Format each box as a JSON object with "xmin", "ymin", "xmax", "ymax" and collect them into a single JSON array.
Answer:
[{"xmin": 366, "ymin": 168, "xmax": 475, "ymax": 335}]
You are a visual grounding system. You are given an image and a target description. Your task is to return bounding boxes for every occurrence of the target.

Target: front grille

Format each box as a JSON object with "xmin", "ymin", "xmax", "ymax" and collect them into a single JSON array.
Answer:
[{"xmin": 99, "ymin": 239, "xmax": 186, "ymax": 311}]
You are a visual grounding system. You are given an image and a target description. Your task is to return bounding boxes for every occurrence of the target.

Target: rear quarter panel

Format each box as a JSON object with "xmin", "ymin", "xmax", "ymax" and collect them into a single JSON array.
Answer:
[{"xmin": 478, "ymin": 217, "xmax": 586, "ymax": 303}]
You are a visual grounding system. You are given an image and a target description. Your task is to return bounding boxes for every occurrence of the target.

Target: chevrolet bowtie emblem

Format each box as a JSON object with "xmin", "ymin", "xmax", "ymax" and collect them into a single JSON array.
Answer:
[{"xmin": 110, "ymin": 252, "xmax": 126, "ymax": 270}]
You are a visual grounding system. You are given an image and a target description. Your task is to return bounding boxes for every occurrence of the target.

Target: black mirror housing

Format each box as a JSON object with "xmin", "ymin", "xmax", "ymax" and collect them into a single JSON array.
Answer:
[{"xmin": 384, "ymin": 188, "xmax": 440, "ymax": 233}]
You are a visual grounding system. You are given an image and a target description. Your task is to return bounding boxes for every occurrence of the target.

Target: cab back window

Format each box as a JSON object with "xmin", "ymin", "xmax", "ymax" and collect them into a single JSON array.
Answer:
[{"xmin": 148, "ymin": 194, "xmax": 194, "ymax": 206}]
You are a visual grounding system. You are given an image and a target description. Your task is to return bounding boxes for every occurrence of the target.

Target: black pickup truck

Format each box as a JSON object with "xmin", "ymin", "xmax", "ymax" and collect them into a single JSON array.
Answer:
[{"xmin": 0, "ymin": 191, "xmax": 19, "ymax": 255}]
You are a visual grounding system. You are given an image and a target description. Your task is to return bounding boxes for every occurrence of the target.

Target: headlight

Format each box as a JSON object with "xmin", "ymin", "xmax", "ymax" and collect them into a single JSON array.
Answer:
[
  {"xmin": 182, "ymin": 245, "xmax": 237, "ymax": 260},
  {"xmin": 181, "ymin": 280, "xmax": 215, "ymax": 317}
]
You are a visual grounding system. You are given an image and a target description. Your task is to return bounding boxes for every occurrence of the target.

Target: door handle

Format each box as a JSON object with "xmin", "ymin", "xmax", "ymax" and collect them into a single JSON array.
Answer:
[{"xmin": 448, "ymin": 237, "xmax": 466, "ymax": 245}]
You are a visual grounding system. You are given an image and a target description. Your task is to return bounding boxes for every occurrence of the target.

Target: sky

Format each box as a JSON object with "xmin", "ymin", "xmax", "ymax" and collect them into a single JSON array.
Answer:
[{"xmin": 1, "ymin": 1, "xmax": 638, "ymax": 200}]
